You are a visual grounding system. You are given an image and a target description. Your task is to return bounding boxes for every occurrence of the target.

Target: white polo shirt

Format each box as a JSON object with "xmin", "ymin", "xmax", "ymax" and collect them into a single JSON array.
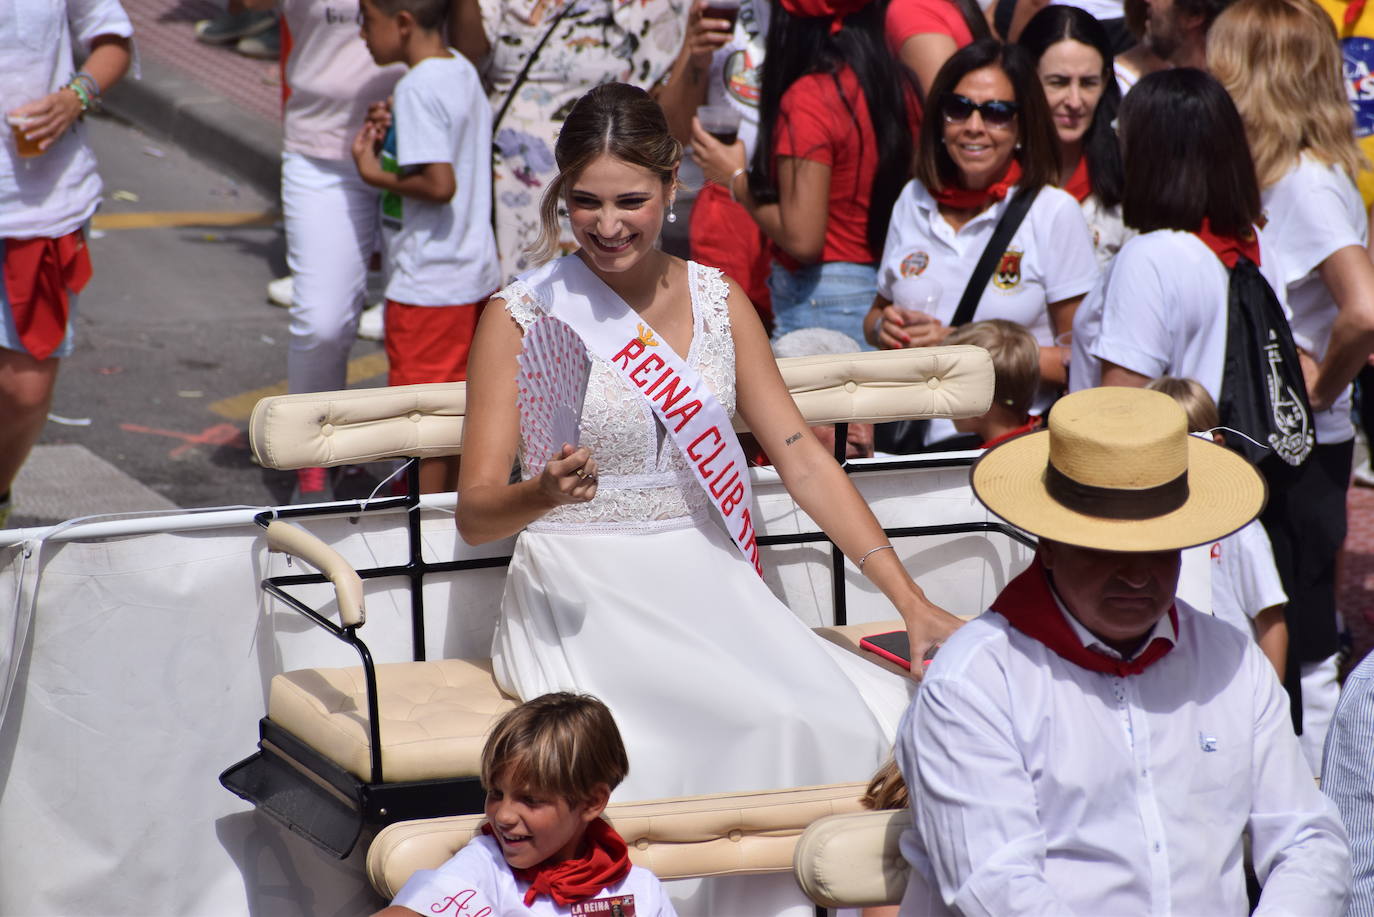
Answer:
[
  {"xmin": 896, "ymin": 596, "xmax": 1350, "ymax": 915},
  {"xmin": 1262, "ymin": 154, "xmax": 1367, "ymax": 446},
  {"xmin": 1070, "ymin": 227, "xmax": 1290, "ymax": 398},
  {"xmin": 877, "ymin": 180, "xmax": 1098, "ymax": 345}
]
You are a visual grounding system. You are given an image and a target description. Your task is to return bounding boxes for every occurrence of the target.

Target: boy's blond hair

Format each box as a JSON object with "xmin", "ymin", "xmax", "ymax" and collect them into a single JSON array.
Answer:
[
  {"xmin": 480, "ymin": 693, "xmax": 629, "ymax": 804},
  {"xmin": 1145, "ymin": 376, "xmax": 1220, "ymax": 433},
  {"xmin": 944, "ymin": 319, "xmax": 1040, "ymax": 418}
]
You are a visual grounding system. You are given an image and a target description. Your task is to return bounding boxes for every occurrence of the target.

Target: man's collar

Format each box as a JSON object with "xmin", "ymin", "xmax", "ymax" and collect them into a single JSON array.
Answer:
[{"xmin": 1049, "ymin": 581, "xmax": 1180, "ymax": 662}]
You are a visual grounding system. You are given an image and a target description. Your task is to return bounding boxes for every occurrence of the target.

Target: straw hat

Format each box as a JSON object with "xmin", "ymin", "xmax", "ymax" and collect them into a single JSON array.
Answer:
[{"xmin": 971, "ymin": 387, "xmax": 1266, "ymax": 552}]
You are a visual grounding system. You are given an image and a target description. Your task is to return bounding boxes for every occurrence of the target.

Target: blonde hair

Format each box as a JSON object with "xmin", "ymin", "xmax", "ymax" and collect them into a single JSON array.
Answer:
[
  {"xmin": 480, "ymin": 693, "xmax": 629, "ymax": 805},
  {"xmin": 860, "ymin": 757, "xmax": 909, "ymax": 811},
  {"xmin": 528, "ymin": 83, "xmax": 682, "ymax": 265},
  {"xmin": 944, "ymin": 319, "xmax": 1040, "ymax": 417},
  {"xmin": 1208, "ymin": 0, "xmax": 1368, "ymax": 187},
  {"xmin": 1145, "ymin": 376, "xmax": 1221, "ymax": 433}
]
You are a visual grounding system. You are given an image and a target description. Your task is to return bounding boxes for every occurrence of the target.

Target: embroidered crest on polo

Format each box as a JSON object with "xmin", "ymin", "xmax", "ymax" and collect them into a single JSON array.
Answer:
[
  {"xmin": 1199, "ymin": 732, "xmax": 1218, "ymax": 753},
  {"xmin": 899, "ymin": 250, "xmax": 929, "ymax": 277},
  {"xmin": 993, "ymin": 248, "xmax": 1023, "ymax": 289}
]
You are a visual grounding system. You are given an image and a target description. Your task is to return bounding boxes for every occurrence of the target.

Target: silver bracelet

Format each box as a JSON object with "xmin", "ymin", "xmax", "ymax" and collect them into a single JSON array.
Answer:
[
  {"xmin": 857, "ymin": 544, "xmax": 895, "ymax": 570},
  {"xmin": 727, "ymin": 166, "xmax": 747, "ymax": 204}
]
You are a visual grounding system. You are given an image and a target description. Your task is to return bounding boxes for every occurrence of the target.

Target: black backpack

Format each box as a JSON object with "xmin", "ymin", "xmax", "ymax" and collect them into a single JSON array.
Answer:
[{"xmin": 1217, "ymin": 257, "xmax": 1313, "ymax": 468}]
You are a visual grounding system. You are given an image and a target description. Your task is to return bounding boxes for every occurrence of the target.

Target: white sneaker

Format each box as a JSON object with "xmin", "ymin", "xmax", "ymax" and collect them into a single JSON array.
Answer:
[
  {"xmin": 1354, "ymin": 459, "xmax": 1374, "ymax": 488},
  {"xmin": 267, "ymin": 275, "xmax": 293, "ymax": 308},
  {"xmin": 357, "ymin": 302, "xmax": 385, "ymax": 341}
]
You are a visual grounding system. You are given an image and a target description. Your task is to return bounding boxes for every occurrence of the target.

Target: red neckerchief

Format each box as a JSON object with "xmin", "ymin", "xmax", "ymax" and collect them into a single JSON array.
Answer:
[
  {"xmin": 1063, "ymin": 156, "xmax": 1092, "ymax": 203},
  {"xmin": 2, "ymin": 230, "xmax": 92, "ymax": 360},
  {"xmin": 483, "ymin": 817, "xmax": 631, "ymax": 907},
  {"xmin": 979, "ymin": 417, "xmax": 1040, "ymax": 450},
  {"xmin": 1347, "ymin": 0, "xmax": 1366, "ymax": 27},
  {"xmin": 933, "ymin": 159, "xmax": 1022, "ymax": 210},
  {"xmin": 1195, "ymin": 218, "xmax": 1261, "ymax": 268},
  {"xmin": 992, "ymin": 557, "xmax": 1179, "ymax": 677}
]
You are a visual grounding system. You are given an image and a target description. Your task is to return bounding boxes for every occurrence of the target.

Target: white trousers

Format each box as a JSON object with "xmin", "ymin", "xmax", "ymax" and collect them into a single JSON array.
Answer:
[
  {"xmin": 281, "ymin": 151, "xmax": 379, "ymax": 395},
  {"xmin": 1301, "ymin": 653, "xmax": 1341, "ymax": 778}
]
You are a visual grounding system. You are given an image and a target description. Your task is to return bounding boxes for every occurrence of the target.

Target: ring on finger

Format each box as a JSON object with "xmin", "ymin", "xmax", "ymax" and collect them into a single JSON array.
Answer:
[{"xmin": 574, "ymin": 467, "xmax": 587, "ymax": 479}]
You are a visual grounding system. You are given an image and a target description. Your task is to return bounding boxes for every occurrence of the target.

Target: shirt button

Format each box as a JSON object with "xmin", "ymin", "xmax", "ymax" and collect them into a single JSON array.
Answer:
[
  {"xmin": 1140, "ymin": 768, "xmax": 1147, "ymax": 777},
  {"xmin": 1153, "ymin": 842, "xmax": 1162, "ymax": 853}
]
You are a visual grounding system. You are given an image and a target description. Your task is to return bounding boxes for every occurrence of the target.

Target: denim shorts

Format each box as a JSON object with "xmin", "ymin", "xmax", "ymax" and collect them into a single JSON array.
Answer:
[{"xmin": 767, "ymin": 261, "xmax": 876, "ymax": 348}]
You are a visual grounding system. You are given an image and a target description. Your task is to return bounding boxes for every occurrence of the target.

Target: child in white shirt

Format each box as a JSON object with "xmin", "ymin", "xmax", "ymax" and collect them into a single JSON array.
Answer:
[
  {"xmin": 373, "ymin": 693, "xmax": 677, "ymax": 917},
  {"xmin": 352, "ymin": 0, "xmax": 499, "ymax": 493},
  {"xmin": 1148, "ymin": 376, "xmax": 1288, "ymax": 678}
]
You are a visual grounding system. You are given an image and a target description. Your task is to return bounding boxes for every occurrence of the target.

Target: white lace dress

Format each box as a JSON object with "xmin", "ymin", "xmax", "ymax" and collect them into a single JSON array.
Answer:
[{"xmin": 490, "ymin": 260, "xmax": 912, "ymax": 911}]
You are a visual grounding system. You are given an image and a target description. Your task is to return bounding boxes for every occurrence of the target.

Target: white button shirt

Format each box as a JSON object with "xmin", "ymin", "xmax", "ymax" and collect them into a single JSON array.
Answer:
[{"xmin": 896, "ymin": 595, "xmax": 1350, "ymax": 915}]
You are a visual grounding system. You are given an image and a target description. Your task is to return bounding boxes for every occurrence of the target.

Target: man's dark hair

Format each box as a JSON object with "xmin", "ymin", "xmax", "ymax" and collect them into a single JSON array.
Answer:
[
  {"xmin": 371, "ymin": 0, "xmax": 450, "ymax": 31},
  {"xmin": 1118, "ymin": 68, "xmax": 1260, "ymax": 237},
  {"xmin": 1176, "ymin": 0, "xmax": 1237, "ymax": 30}
]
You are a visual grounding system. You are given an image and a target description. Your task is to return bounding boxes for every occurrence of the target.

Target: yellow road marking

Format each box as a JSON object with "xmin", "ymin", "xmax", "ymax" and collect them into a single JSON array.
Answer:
[
  {"xmin": 209, "ymin": 351, "xmax": 390, "ymax": 421},
  {"xmin": 92, "ymin": 210, "xmax": 279, "ymax": 230}
]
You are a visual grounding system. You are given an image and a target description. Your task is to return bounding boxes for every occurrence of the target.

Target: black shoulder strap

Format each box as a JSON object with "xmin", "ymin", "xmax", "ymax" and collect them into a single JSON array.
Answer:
[
  {"xmin": 491, "ymin": 1, "xmax": 575, "ymax": 134},
  {"xmin": 951, "ymin": 185, "xmax": 1040, "ymax": 329}
]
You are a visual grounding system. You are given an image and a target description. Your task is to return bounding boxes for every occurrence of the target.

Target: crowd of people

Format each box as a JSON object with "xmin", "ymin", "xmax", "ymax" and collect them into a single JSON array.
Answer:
[{"xmin": 9, "ymin": 0, "xmax": 1374, "ymax": 911}]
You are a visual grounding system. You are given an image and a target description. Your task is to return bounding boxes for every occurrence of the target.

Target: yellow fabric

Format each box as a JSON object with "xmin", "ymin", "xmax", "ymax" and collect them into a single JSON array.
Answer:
[{"xmin": 1315, "ymin": 0, "xmax": 1374, "ymax": 205}]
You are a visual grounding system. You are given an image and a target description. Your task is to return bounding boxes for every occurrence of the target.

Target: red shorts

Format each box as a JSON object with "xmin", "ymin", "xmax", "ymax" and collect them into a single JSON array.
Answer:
[{"xmin": 384, "ymin": 297, "xmax": 488, "ymax": 386}]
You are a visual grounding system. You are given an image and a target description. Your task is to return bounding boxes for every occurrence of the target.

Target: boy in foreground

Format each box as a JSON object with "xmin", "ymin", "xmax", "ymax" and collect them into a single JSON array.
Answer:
[{"xmin": 374, "ymin": 693, "xmax": 676, "ymax": 916}]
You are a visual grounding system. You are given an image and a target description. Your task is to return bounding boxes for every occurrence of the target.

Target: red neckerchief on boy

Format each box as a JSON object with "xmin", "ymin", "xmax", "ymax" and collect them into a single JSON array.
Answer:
[
  {"xmin": 483, "ymin": 817, "xmax": 632, "ymax": 907},
  {"xmin": 1195, "ymin": 218, "xmax": 1261, "ymax": 268},
  {"xmin": 991, "ymin": 557, "xmax": 1179, "ymax": 677},
  {"xmin": 932, "ymin": 159, "xmax": 1022, "ymax": 211},
  {"xmin": 2, "ymin": 230, "xmax": 92, "ymax": 360},
  {"xmin": 1062, "ymin": 156, "xmax": 1092, "ymax": 203},
  {"xmin": 979, "ymin": 417, "xmax": 1040, "ymax": 450}
]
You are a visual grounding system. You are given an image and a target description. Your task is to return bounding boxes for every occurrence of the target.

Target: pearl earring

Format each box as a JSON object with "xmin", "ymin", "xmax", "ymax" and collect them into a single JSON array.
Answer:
[{"xmin": 667, "ymin": 203, "xmax": 678, "ymax": 224}]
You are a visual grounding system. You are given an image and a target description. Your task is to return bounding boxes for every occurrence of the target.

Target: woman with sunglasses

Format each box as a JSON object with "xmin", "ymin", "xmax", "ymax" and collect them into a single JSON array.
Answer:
[
  {"xmin": 691, "ymin": 0, "xmax": 917, "ymax": 344},
  {"xmin": 1018, "ymin": 5, "xmax": 1129, "ymax": 269},
  {"xmin": 1206, "ymin": 0, "xmax": 1374, "ymax": 774},
  {"xmin": 862, "ymin": 39, "xmax": 1096, "ymax": 411}
]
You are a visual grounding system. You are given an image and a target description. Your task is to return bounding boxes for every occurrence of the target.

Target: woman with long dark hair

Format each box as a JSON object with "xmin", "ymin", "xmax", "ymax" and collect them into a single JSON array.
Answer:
[
  {"xmin": 691, "ymin": 0, "xmax": 918, "ymax": 343},
  {"xmin": 1018, "ymin": 5, "xmax": 1129, "ymax": 267},
  {"xmin": 862, "ymin": 40, "xmax": 1096, "ymax": 390}
]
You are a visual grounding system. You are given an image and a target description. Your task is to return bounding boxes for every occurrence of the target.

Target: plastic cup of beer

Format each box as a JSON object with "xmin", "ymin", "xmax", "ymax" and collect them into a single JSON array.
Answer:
[
  {"xmin": 698, "ymin": 104, "xmax": 742, "ymax": 146},
  {"xmin": 7, "ymin": 115, "xmax": 42, "ymax": 158},
  {"xmin": 701, "ymin": 0, "xmax": 742, "ymax": 32}
]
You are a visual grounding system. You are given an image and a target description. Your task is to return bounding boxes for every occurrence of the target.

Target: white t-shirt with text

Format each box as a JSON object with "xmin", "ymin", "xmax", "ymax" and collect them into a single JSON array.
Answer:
[{"xmin": 392, "ymin": 834, "xmax": 678, "ymax": 917}]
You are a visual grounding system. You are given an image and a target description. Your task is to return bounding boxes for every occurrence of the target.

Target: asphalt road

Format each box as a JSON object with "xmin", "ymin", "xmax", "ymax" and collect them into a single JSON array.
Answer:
[{"xmin": 11, "ymin": 112, "xmax": 390, "ymax": 529}]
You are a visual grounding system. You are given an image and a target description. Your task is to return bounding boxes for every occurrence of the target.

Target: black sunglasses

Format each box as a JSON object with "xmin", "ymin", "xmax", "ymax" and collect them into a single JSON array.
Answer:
[{"xmin": 942, "ymin": 94, "xmax": 1019, "ymax": 128}]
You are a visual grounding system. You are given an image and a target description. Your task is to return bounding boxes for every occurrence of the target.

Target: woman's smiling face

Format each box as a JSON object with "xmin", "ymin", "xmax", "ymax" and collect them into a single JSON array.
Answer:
[
  {"xmin": 566, "ymin": 153, "xmax": 673, "ymax": 273},
  {"xmin": 942, "ymin": 66, "xmax": 1020, "ymax": 190}
]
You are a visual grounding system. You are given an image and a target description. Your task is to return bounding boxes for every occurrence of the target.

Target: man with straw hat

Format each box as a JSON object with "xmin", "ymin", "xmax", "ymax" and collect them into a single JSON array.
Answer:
[{"xmin": 894, "ymin": 387, "xmax": 1349, "ymax": 914}]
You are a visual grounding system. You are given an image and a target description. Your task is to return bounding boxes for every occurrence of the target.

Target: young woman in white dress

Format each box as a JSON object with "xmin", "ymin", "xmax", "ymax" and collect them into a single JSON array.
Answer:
[{"xmin": 455, "ymin": 82, "xmax": 962, "ymax": 916}]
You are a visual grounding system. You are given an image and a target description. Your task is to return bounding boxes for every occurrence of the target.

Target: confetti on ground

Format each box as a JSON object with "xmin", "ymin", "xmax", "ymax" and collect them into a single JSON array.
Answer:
[
  {"xmin": 111, "ymin": 190, "xmax": 139, "ymax": 202},
  {"xmin": 178, "ymin": 391, "xmax": 204, "ymax": 398},
  {"xmin": 142, "ymin": 146, "xmax": 165, "ymax": 158},
  {"xmin": 48, "ymin": 413, "xmax": 92, "ymax": 426}
]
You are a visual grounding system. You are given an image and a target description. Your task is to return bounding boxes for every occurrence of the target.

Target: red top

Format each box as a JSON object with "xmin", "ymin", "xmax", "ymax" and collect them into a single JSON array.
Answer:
[
  {"xmin": 774, "ymin": 66, "xmax": 918, "ymax": 266},
  {"xmin": 885, "ymin": 0, "xmax": 974, "ymax": 56}
]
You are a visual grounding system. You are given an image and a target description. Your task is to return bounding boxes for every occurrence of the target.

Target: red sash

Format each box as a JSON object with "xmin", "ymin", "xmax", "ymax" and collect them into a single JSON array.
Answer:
[
  {"xmin": 933, "ymin": 160, "xmax": 1022, "ymax": 210},
  {"xmin": 2, "ymin": 231, "xmax": 92, "ymax": 360},
  {"xmin": 979, "ymin": 417, "xmax": 1040, "ymax": 450},
  {"xmin": 992, "ymin": 557, "xmax": 1178, "ymax": 677},
  {"xmin": 484, "ymin": 818, "xmax": 632, "ymax": 907}
]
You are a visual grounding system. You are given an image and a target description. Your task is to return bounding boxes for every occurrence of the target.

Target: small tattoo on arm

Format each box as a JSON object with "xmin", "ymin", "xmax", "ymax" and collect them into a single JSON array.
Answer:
[{"xmin": 784, "ymin": 432, "xmax": 802, "ymax": 445}]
